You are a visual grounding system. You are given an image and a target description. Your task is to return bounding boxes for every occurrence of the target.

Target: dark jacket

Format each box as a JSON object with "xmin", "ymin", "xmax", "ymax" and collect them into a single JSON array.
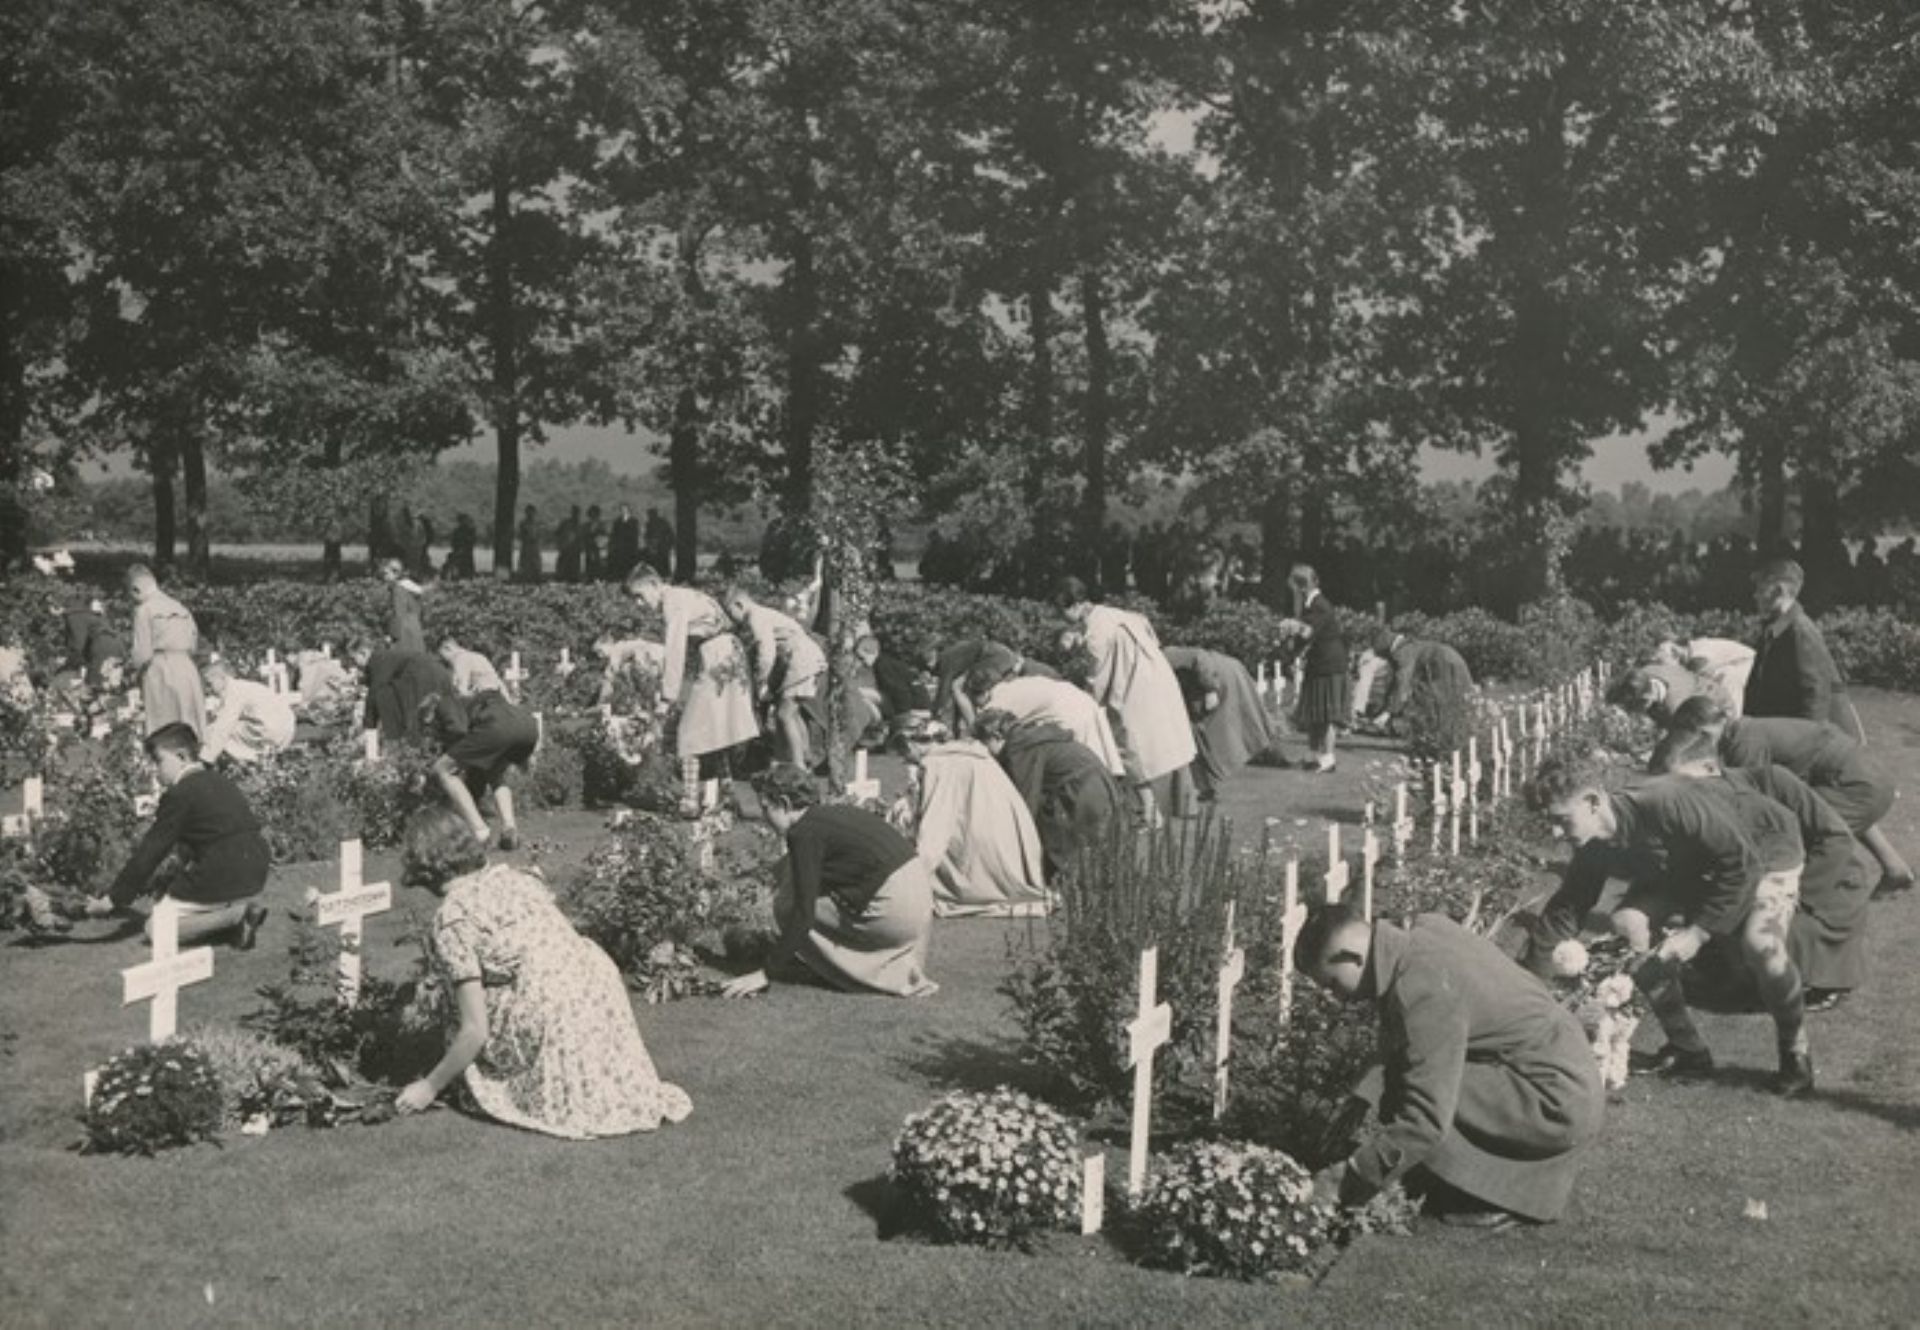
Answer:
[
  {"xmin": 109, "ymin": 767, "xmax": 270, "ymax": 908},
  {"xmin": 997, "ymin": 722, "xmax": 1124, "ymax": 879},
  {"xmin": 1385, "ymin": 637, "xmax": 1474, "ymax": 716},
  {"xmin": 1746, "ymin": 605, "xmax": 1852, "ymax": 730},
  {"xmin": 1299, "ymin": 593, "xmax": 1347, "ymax": 679}
]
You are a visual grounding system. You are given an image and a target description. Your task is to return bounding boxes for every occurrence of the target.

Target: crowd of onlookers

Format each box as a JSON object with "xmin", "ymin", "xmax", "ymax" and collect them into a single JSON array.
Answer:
[{"xmin": 368, "ymin": 502, "xmax": 680, "ymax": 586}]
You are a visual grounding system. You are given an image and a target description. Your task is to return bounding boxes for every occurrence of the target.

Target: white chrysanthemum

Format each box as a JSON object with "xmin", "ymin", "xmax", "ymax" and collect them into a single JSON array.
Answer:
[{"xmin": 1549, "ymin": 939, "xmax": 1590, "ymax": 978}]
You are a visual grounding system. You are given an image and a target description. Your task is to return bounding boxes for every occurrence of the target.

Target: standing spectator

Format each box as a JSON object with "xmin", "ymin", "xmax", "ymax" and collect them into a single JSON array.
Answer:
[
  {"xmin": 409, "ymin": 514, "xmax": 435, "ymax": 582},
  {"xmin": 582, "ymin": 504, "xmax": 606, "ymax": 582},
  {"xmin": 444, "ymin": 513, "xmax": 478, "ymax": 581},
  {"xmin": 1746, "ymin": 558, "xmax": 1860, "ymax": 738},
  {"xmin": 555, "ymin": 506, "xmax": 584, "ymax": 584},
  {"xmin": 380, "ymin": 557, "xmax": 426, "ymax": 654},
  {"xmin": 1287, "ymin": 563, "xmax": 1349, "ymax": 773},
  {"xmin": 515, "ymin": 506, "xmax": 543, "ymax": 584},
  {"xmin": 643, "ymin": 507, "xmax": 675, "ymax": 580},
  {"xmin": 127, "ymin": 563, "xmax": 205, "ymax": 739},
  {"xmin": 607, "ymin": 503, "xmax": 641, "ymax": 582}
]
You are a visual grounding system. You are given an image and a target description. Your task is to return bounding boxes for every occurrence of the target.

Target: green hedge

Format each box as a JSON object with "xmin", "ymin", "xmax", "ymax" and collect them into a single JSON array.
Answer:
[{"xmin": 4, "ymin": 575, "xmax": 1915, "ymax": 692}]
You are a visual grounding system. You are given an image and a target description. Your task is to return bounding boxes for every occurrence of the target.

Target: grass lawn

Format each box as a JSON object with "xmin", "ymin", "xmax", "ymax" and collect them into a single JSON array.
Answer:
[{"xmin": 4, "ymin": 693, "xmax": 1919, "ymax": 1328}]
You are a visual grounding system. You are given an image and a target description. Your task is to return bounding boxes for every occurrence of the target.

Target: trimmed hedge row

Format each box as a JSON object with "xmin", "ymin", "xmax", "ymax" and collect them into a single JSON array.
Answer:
[{"xmin": 3, "ymin": 575, "xmax": 1915, "ymax": 692}]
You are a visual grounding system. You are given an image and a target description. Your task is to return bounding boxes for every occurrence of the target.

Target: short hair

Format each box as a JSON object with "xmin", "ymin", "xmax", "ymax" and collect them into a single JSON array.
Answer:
[
  {"xmin": 1527, "ymin": 751, "xmax": 1609, "ymax": 810},
  {"xmin": 125, "ymin": 563, "xmax": 155, "ymax": 587},
  {"xmin": 751, "ymin": 763, "xmax": 820, "ymax": 812},
  {"xmin": 721, "ymin": 582, "xmax": 754, "ymax": 607},
  {"xmin": 1667, "ymin": 694, "xmax": 1729, "ymax": 732},
  {"xmin": 623, "ymin": 563, "xmax": 663, "ymax": 591},
  {"xmin": 1606, "ymin": 669, "xmax": 1659, "ymax": 712},
  {"xmin": 1754, "ymin": 558, "xmax": 1804, "ymax": 593},
  {"xmin": 1649, "ymin": 727, "xmax": 1720, "ymax": 775},
  {"xmin": 145, "ymin": 723, "xmax": 199, "ymax": 760},
  {"xmin": 1370, "ymin": 628, "xmax": 1398, "ymax": 657},
  {"xmin": 972, "ymin": 708, "xmax": 1019, "ymax": 744},
  {"xmin": 402, "ymin": 804, "xmax": 488, "ymax": 888},
  {"xmin": 1051, "ymin": 576, "xmax": 1090, "ymax": 610},
  {"xmin": 964, "ymin": 660, "xmax": 1014, "ymax": 701},
  {"xmin": 1292, "ymin": 903, "xmax": 1368, "ymax": 972},
  {"xmin": 1288, "ymin": 563, "xmax": 1319, "ymax": 591}
]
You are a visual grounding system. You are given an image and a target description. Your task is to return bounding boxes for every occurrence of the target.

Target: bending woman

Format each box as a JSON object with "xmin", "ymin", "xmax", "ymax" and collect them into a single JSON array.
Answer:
[
  {"xmin": 395, "ymin": 805, "xmax": 691, "ymax": 1138},
  {"xmin": 724, "ymin": 764, "xmax": 937, "ymax": 999}
]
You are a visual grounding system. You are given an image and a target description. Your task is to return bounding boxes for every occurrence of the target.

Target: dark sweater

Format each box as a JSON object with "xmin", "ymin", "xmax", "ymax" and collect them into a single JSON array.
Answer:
[
  {"xmin": 109, "ymin": 767, "xmax": 271, "ymax": 908},
  {"xmin": 1746, "ymin": 605, "xmax": 1851, "ymax": 729},
  {"xmin": 781, "ymin": 805, "xmax": 916, "ymax": 957}
]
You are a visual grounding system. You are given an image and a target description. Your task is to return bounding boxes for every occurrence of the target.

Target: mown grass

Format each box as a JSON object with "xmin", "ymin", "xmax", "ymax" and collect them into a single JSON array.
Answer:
[{"xmin": 3, "ymin": 694, "xmax": 1918, "ymax": 1328}]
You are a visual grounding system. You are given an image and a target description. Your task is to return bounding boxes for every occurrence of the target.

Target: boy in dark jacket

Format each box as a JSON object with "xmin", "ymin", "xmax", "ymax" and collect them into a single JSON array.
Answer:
[
  {"xmin": 1745, "ymin": 558, "xmax": 1859, "ymax": 738},
  {"xmin": 83, "ymin": 723, "xmax": 271, "ymax": 948}
]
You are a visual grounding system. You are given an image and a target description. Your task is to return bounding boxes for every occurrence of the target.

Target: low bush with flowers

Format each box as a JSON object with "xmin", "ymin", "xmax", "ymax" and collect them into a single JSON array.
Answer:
[
  {"xmin": 82, "ymin": 1040, "xmax": 226, "ymax": 1156},
  {"xmin": 1131, "ymin": 1140, "xmax": 1333, "ymax": 1281},
  {"xmin": 889, "ymin": 1087, "xmax": 1084, "ymax": 1249},
  {"xmin": 246, "ymin": 919, "xmax": 446, "ymax": 1087}
]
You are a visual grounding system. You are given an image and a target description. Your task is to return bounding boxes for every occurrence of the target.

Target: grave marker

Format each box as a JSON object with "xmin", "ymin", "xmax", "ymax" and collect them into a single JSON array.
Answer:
[
  {"xmin": 121, "ymin": 898, "xmax": 213, "ymax": 1041},
  {"xmin": 1467, "ymin": 737, "xmax": 1483, "ymax": 845},
  {"xmin": 1323, "ymin": 824, "xmax": 1349, "ymax": 904},
  {"xmin": 362, "ymin": 729, "xmax": 382, "ymax": 762},
  {"xmin": 1430, "ymin": 760, "xmax": 1448, "ymax": 855},
  {"xmin": 1081, "ymin": 1154, "xmax": 1106, "ymax": 1235},
  {"xmin": 1360, "ymin": 824, "xmax": 1379, "ymax": 920},
  {"xmin": 847, "ymin": 748, "xmax": 881, "ymax": 802},
  {"xmin": 504, "ymin": 651, "xmax": 528, "ymax": 702},
  {"xmin": 1391, "ymin": 782, "xmax": 1413, "ymax": 862},
  {"xmin": 1278, "ymin": 853, "xmax": 1305, "ymax": 1028},
  {"xmin": 1213, "ymin": 902, "xmax": 1246, "ymax": 1120},
  {"xmin": 308, "ymin": 839, "xmax": 393, "ymax": 1005},
  {"xmin": 1126, "ymin": 947, "xmax": 1173, "ymax": 1199},
  {"xmin": 1449, "ymin": 750, "xmax": 1466, "ymax": 856}
]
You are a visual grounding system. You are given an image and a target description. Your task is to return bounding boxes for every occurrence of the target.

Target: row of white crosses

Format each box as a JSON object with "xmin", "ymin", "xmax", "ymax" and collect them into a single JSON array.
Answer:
[
  {"xmin": 1, "ymin": 776, "xmax": 43, "ymax": 839},
  {"xmin": 1083, "ymin": 661, "xmax": 1614, "ymax": 1233}
]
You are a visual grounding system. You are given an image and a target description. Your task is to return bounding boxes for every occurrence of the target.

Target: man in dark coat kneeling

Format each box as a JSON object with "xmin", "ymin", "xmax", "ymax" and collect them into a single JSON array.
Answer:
[{"xmin": 1296, "ymin": 905, "xmax": 1604, "ymax": 1229}]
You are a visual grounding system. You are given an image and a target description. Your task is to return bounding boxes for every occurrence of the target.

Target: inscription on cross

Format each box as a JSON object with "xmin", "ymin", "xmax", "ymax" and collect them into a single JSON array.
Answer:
[
  {"xmin": 309, "ymin": 839, "xmax": 393, "ymax": 1005},
  {"xmin": 1126, "ymin": 946, "xmax": 1173, "ymax": 1199}
]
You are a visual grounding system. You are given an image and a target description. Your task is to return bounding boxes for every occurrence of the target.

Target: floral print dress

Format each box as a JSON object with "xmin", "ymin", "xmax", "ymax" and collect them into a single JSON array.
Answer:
[{"xmin": 430, "ymin": 864, "xmax": 692, "ymax": 1139}]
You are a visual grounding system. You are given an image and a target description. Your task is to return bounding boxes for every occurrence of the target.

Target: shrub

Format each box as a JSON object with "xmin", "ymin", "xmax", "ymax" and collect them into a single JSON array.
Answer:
[
  {"xmin": 519, "ymin": 741, "xmax": 584, "ymax": 811},
  {"xmin": 181, "ymin": 1022, "xmax": 315, "ymax": 1128},
  {"xmin": 231, "ymin": 750, "xmax": 361, "ymax": 864},
  {"xmin": 1000, "ymin": 820, "xmax": 1271, "ymax": 1125},
  {"xmin": 1215, "ymin": 985, "xmax": 1380, "ymax": 1169},
  {"xmin": 246, "ymin": 919, "xmax": 445, "ymax": 1086},
  {"xmin": 1817, "ymin": 607, "xmax": 1920, "ymax": 694},
  {"xmin": 82, "ymin": 1040, "xmax": 226, "ymax": 1156},
  {"xmin": 553, "ymin": 813, "xmax": 760, "ymax": 1001},
  {"xmin": 1132, "ymin": 1140, "xmax": 1333, "ymax": 1282},
  {"xmin": 889, "ymin": 1087, "xmax": 1084, "ymax": 1249},
  {"xmin": 32, "ymin": 726, "xmax": 152, "ymax": 893}
]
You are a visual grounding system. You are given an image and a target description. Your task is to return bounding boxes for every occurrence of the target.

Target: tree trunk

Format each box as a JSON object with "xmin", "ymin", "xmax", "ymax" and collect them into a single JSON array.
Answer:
[
  {"xmin": 0, "ymin": 257, "xmax": 27, "ymax": 573},
  {"xmin": 1753, "ymin": 427, "xmax": 1790, "ymax": 555},
  {"xmin": 782, "ymin": 101, "xmax": 819, "ymax": 515},
  {"xmin": 669, "ymin": 386, "xmax": 700, "ymax": 582},
  {"xmin": 1026, "ymin": 268, "xmax": 1055, "ymax": 509},
  {"xmin": 487, "ymin": 171, "xmax": 520, "ymax": 573},
  {"xmin": 322, "ymin": 434, "xmax": 343, "ymax": 579},
  {"xmin": 1259, "ymin": 484, "xmax": 1292, "ymax": 607},
  {"xmin": 150, "ymin": 433, "xmax": 178, "ymax": 570},
  {"xmin": 1079, "ymin": 264, "xmax": 1110, "ymax": 579},
  {"xmin": 181, "ymin": 415, "xmax": 210, "ymax": 579},
  {"xmin": 1798, "ymin": 469, "xmax": 1846, "ymax": 612}
]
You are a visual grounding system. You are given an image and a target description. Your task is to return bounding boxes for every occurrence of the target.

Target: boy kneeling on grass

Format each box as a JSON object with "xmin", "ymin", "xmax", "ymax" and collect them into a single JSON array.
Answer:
[
  {"xmin": 1296, "ymin": 905, "xmax": 1604, "ymax": 1231},
  {"xmin": 82, "ymin": 722, "xmax": 271, "ymax": 949},
  {"xmin": 1529, "ymin": 752, "xmax": 1814, "ymax": 1097}
]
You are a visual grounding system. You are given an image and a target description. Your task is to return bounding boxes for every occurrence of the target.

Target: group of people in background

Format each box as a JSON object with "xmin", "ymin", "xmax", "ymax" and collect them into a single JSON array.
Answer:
[{"xmin": 370, "ymin": 500, "xmax": 678, "ymax": 586}]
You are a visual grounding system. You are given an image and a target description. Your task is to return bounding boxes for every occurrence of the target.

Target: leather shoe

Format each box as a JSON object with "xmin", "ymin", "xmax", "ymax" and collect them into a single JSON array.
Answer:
[
  {"xmin": 1804, "ymin": 988, "xmax": 1849, "ymax": 1014},
  {"xmin": 1438, "ymin": 1209, "xmax": 1521, "ymax": 1232},
  {"xmin": 1642, "ymin": 1043, "xmax": 1715, "ymax": 1078},
  {"xmin": 236, "ymin": 902, "xmax": 269, "ymax": 952},
  {"xmin": 1775, "ymin": 1051, "xmax": 1816, "ymax": 1098}
]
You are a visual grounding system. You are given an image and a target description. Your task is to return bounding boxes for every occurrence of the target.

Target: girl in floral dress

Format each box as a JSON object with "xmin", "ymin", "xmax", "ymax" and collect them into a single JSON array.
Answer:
[{"xmin": 395, "ymin": 806, "xmax": 691, "ymax": 1139}]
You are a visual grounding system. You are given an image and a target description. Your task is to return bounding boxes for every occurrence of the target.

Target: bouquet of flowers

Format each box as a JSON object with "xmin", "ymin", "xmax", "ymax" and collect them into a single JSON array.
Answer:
[
  {"xmin": 889, "ymin": 1087, "xmax": 1084, "ymax": 1249},
  {"xmin": 1545, "ymin": 937, "xmax": 1641, "ymax": 1090},
  {"xmin": 83, "ymin": 1041, "xmax": 226, "ymax": 1156},
  {"xmin": 1132, "ymin": 1140, "xmax": 1333, "ymax": 1281}
]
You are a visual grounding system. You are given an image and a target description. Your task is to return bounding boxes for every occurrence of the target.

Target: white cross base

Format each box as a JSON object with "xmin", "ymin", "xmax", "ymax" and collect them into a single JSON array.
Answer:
[
  {"xmin": 362, "ymin": 730, "xmax": 382, "ymax": 762},
  {"xmin": 121, "ymin": 898, "xmax": 213, "ymax": 1041},
  {"xmin": 1126, "ymin": 946, "xmax": 1173, "ymax": 1198},
  {"xmin": 1081, "ymin": 1154, "xmax": 1106, "ymax": 1235},
  {"xmin": 308, "ymin": 840, "xmax": 392, "ymax": 1005}
]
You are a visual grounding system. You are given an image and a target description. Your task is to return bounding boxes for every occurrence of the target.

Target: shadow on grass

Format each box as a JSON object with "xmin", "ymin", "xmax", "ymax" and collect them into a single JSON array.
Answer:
[
  {"xmin": 9, "ymin": 919, "xmax": 145, "ymax": 948},
  {"xmin": 891, "ymin": 1031, "xmax": 1062, "ymax": 1100},
  {"xmin": 843, "ymin": 1175, "xmax": 916, "ymax": 1240},
  {"xmin": 1693, "ymin": 1064, "xmax": 1920, "ymax": 1130}
]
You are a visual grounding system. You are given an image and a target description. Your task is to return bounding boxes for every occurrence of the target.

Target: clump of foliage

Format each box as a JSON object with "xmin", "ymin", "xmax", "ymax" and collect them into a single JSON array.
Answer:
[
  {"xmin": 554, "ymin": 812, "xmax": 760, "ymax": 1001},
  {"xmin": 889, "ymin": 1087, "xmax": 1084, "ymax": 1249},
  {"xmin": 83, "ymin": 1040, "xmax": 226, "ymax": 1156},
  {"xmin": 1131, "ymin": 1140, "xmax": 1333, "ymax": 1282},
  {"xmin": 246, "ymin": 919, "xmax": 445, "ymax": 1087}
]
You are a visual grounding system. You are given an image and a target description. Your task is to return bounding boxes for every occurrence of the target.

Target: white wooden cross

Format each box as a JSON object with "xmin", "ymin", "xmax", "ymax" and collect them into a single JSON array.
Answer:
[
  {"xmin": 309, "ymin": 839, "xmax": 393, "ymax": 1005},
  {"xmin": 1256, "ymin": 660, "xmax": 1271, "ymax": 700},
  {"xmin": 1493, "ymin": 717, "xmax": 1511, "ymax": 801},
  {"xmin": 1449, "ymin": 750, "xmax": 1467, "ymax": 856},
  {"xmin": 1360, "ymin": 822, "xmax": 1379, "ymax": 920},
  {"xmin": 1514, "ymin": 702, "xmax": 1530, "ymax": 785},
  {"xmin": 362, "ymin": 729, "xmax": 382, "ymax": 762},
  {"xmin": 556, "ymin": 646, "xmax": 575, "ymax": 677},
  {"xmin": 1323, "ymin": 823, "xmax": 1350, "ymax": 904},
  {"xmin": 1278, "ymin": 853, "xmax": 1307, "ymax": 1031},
  {"xmin": 504, "ymin": 650, "xmax": 528, "ymax": 702},
  {"xmin": 1213, "ymin": 902, "xmax": 1246, "ymax": 1120},
  {"xmin": 2, "ymin": 775, "xmax": 41, "ymax": 839},
  {"xmin": 1532, "ymin": 698, "xmax": 1548, "ymax": 768},
  {"xmin": 847, "ymin": 747, "xmax": 881, "ymax": 802},
  {"xmin": 1081, "ymin": 1153, "xmax": 1106, "ymax": 1235},
  {"xmin": 1126, "ymin": 946, "xmax": 1173, "ymax": 1199},
  {"xmin": 121, "ymin": 898, "xmax": 214, "ymax": 1042},
  {"xmin": 1430, "ymin": 760, "xmax": 1448, "ymax": 855},
  {"xmin": 1467, "ymin": 736, "xmax": 1483, "ymax": 845},
  {"xmin": 1391, "ymin": 781, "xmax": 1414, "ymax": 862},
  {"xmin": 321, "ymin": 642, "xmax": 333, "ymax": 659}
]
